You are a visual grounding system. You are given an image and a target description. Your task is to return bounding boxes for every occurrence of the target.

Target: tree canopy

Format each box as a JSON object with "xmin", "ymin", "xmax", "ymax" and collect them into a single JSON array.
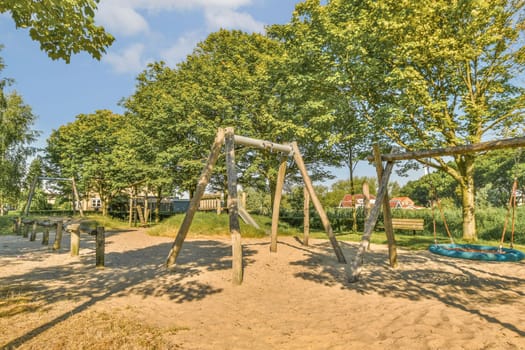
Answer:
[
  {"xmin": 276, "ymin": 0, "xmax": 525, "ymax": 240},
  {"xmin": 1, "ymin": 0, "xmax": 114, "ymax": 62},
  {"xmin": 0, "ymin": 56, "xmax": 38, "ymax": 214},
  {"xmin": 46, "ymin": 110, "xmax": 136, "ymax": 215}
]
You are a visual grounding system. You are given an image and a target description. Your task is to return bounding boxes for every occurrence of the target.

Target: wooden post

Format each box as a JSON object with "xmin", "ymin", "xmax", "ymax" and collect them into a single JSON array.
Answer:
[
  {"xmin": 12, "ymin": 217, "xmax": 19, "ymax": 235},
  {"xmin": 53, "ymin": 221, "xmax": 63, "ymax": 250},
  {"xmin": 291, "ymin": 142, "xmax": 347, "ymax": 264},
  {"xmin": 349, "ymin": 161, "xmax": 394, "ymax": 282},
  {"xmin": 71, "ymin": 177, "xmax": 84, "ymax": 217},
  {"xmin": 166, "ymin": 128, "xmax": 225, "ymax": 267},
  {"xmin": 96, "ymin": 226, "xmax": 105, "ymax": 268},
  {"xmin": 42, "ymin": 227, "xmax": 49, "ymax": 245},
  {"xmin": 30, "ymin": 221, "xmax": 37, "ymax": 241},
  {"xmin": 270, "ymin": 155, "xmax": 287, "ymax": 252},
  {"xmin": 22, "ymin": 219, "xmax": 31, "ymax": 238},
  {"xmin": 303, "ymin": 187, "xmax": 310, "ymax": 246},
  {"xmin": 225, "ymin": 128, "xmax": 243, "ymax": 285},
  {"xmin": 373, "ymin": 145, "xmax": 398, "ymax": 268},
  {"xmin": 69, "ymin": 224, "xmax": 80, "ymax": 257}
]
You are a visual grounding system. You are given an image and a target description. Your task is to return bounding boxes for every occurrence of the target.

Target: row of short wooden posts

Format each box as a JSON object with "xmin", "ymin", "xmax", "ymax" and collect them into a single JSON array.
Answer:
[{"xmin": 11, "ymin": 217, "xmax": 105, "ymax": 268}]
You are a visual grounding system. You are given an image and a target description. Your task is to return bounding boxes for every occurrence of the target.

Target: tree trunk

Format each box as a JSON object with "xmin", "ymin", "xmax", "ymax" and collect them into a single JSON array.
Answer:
[
  {"xmin": 155, "ymin": 187, "xmax": 162, "ymax": 224},
  {"xmin": 458, "ymin": 156, "xmax": 477, "ymax": 240}
]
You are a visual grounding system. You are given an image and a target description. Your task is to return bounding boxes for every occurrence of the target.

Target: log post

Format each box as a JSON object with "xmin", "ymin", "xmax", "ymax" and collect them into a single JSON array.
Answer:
[
  {"xmin": 373, "ymin": 145, "xmax": 398, "ymax": 268},
  {"xmin": 270, "ymin": 155, "xmax": 287, "ymax": 252},
  {"xmin": 42, "ymin": 227, "xmax": 49, "ymax": 245},
  {"xmin": 30, "ymin": 221, "xmax": 37, "ymax": 241},
  {"xmin": 225, "ymin": 127, "xmax": 243, "ymax": 285},
  {"xmin": 349, "ymin": 161, "xmax": 394, "ymax": 282},
  {"xmin": 69, "ymin": 224, "xmax": 80, "ymax": 257},
  {"xmin": 166, "ymin": 128, "xmax": 225, "ymax": 268},
  {"xmin": 96, "ymin": 226, "xmax": 105, "ymax": 268},
  {"xmin": 12, "ymin": 217, "xmax": 20, "ymax": 235},
  {"xmin": 53, "ymin": 221, "xmax": 63, "ymax": 250},
  {"xmin": 303, "ymin": 187, "xmax": 310, "ymax": 246},
  {"xmin": 291, "ymin": 142, "xmax": 347, "ymax": 264},
  {"xmin": 22, "ymin": 219, "xmax": 31, "ymax": 238}
]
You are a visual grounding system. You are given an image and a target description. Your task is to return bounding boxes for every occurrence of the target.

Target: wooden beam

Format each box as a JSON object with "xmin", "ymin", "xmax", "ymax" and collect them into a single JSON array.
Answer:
[
  {"xmin": 291, "ymin": 142, "xmax": 347, "ymax": 264},
  {"xmin": 349, "ymin": 161, "xmax": 394, "ymax": 282},
  {"xmin": 270, "ymin": 155, "xmax": 287, "ymax": 252},
  {"xmin": 373, "ymin": 145, "xmax": 397, "ymax": 268},
  {"xmin": 372, "ymin": 136, "xmax": 525, "ymax": 162},
  {"xmin": 165, "ymin": 128, "xmax": 225, "ymax": 268},
  {"xmin": 233, "ymin": 135, "xmax": 293, "ymax": 154},
  {"xmin": 225, "ymin": 127, "xmax": 243, "ymax": 285}
]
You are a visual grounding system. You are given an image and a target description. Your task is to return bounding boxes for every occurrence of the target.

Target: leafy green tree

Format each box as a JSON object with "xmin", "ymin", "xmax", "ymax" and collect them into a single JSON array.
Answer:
[
  {"xmin": 1, "ymin": 0, "xmax": 114, "ymax": 62},
  {"xmin": 0, "ymin": 61, "xmax": 38, "ymax": 214},
  {"xmin": 124, "ymin": 30, "xmax": 331, "ymax": 209},
  {"xmin": 474, "ymin": 148, "xmax": 525, "ymax": 207},
  {"xmin": 279, "ymin": 0, "xmax": 525, "ymax": 240},
  {"xmin": 46, "ymin": 110, "xmax": 138, "ymax": 216}
]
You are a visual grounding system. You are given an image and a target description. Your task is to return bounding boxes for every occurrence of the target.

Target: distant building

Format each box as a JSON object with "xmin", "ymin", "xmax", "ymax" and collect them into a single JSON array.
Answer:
[
  {"xmin": 339, "ymin": 194, "xmax": 376, "ymax": 208},
  {"xmin": 389, "ymin": 196, "xmax": 424, "ymax": 209},
  {"xmin": 340, "ymin": 194, "xmax": 423, "ymax": 210}
]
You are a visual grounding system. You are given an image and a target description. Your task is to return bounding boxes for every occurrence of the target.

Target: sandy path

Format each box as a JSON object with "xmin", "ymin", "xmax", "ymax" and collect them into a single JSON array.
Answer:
[{"xmin": 1, "ymin": 228, "xmax": 524, "ymax": 349}]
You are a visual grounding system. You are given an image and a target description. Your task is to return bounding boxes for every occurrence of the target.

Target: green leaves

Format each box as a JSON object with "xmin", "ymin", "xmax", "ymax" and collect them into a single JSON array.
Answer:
[{"xmin": 2, "ymin": 0, "xmax": 114, "ymax": 62}]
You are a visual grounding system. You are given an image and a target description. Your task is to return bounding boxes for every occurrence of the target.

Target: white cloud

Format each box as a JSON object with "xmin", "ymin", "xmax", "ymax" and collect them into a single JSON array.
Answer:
[
  {"xmin": 97, "ymin": 3, "xmax": 149, "ymax": 36},
  {"xmin": 161, "ymin": 32, "xmax": 203, "ymax": 66},
  {"xmin": 97, "ymin": 0, "xmax": 267, "ymax": 73},
  {"xmin": 204, "ymin": 8, "xmax": 265, "ymax": 32},
  {"xmin": 103, "ymin": 44, "xmax": 151, "ymax": 74}
]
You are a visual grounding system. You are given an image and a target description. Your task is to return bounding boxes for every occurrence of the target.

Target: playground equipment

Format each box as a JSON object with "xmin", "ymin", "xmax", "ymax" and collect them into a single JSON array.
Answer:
[
  {"xmin": 351, "ymin": 136, "xmax": 525, "ymax": 281},
  {"xmin": 165, "ymin": 127, "xmax": 347, "ymax": 285},
  {"xmin": 429, "ymin": 177, "xmax": 524, "ymax": 261}
]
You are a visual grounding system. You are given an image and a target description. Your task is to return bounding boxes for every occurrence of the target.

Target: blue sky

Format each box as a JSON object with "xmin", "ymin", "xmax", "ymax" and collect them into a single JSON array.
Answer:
[{"xmin": 0, "ymin": 0, "xmax": 421, "ymax": 186}]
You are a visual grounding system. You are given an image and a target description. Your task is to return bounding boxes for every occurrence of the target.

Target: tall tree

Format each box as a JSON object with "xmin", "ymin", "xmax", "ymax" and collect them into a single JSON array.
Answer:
[
  {"xmin": 1, "ymin": 0, "xmax": 114, "ymax": 62},
  {"xmin": 124, "ymin": 30, "xmax": 329, "ymax": 208},
  {"xmin": 46, "ymin": 110, "xmax": 138, "ymax": 216},
  {"xmin": 0, "ymin": 57, "xmax": 38, "ymax": 214},
  {"xmin": 279, "ymin": 0, "xmax": 525, "ymax": 240}
]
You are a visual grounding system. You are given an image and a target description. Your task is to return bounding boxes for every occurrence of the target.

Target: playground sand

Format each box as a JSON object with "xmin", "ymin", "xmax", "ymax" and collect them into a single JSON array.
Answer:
[{"xmin": 1, "ymin": 229, "xmax": 524, "ymax": 350}]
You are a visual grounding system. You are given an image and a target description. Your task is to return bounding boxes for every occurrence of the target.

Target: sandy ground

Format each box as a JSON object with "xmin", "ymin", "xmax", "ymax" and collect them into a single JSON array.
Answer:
[{"xmin": 1, "ymin": 227, "xmax": 524, "ymax": 350}]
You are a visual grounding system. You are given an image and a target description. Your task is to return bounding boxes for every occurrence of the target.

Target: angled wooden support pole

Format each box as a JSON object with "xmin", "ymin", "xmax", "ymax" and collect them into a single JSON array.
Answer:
[
  {"xmin": 225, "ymin": 127, "xmax": 243, "ymax": 285},
  {"xmin": 270, "ymin": 155, "xmax": 288, "ymax": 252},
  {"xmin": 303, "ymin": 187, "xmax": 310, "ymax": 246},
  {"xmin": 166, "ymin": 128, "xmax": 225, "ymax": 268},
  {"xmin": 291, "ymin": 142, "xmax": 347, "ymax": 264},
  {"xmin": 373, "ymin": 145, "xmax": 398, "ymax": 268},
  {"xmin": 349, "ymin": 160, "xmax": 394, "ymax": 282},
  {"xmin": 71, "ymin": 177, "xmax": 84, "ymax": 217}
]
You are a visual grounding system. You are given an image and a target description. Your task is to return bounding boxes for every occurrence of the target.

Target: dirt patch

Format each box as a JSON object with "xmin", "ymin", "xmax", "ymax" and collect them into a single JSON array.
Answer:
[{"xmin": 1, "ymin": 229, "xmax": 524, "ymax": 349}]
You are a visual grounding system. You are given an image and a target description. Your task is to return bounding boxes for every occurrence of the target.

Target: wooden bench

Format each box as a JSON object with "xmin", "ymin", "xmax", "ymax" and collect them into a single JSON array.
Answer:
[{"xmin": 391, "ymin": 218, "xmax": 424, "ymax": 235}]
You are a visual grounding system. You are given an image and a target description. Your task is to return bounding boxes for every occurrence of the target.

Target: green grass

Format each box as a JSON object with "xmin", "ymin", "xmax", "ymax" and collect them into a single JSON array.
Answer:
[{"xmin": 147, "ymin": 211, "xmax": 300, "ymax": 238}]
